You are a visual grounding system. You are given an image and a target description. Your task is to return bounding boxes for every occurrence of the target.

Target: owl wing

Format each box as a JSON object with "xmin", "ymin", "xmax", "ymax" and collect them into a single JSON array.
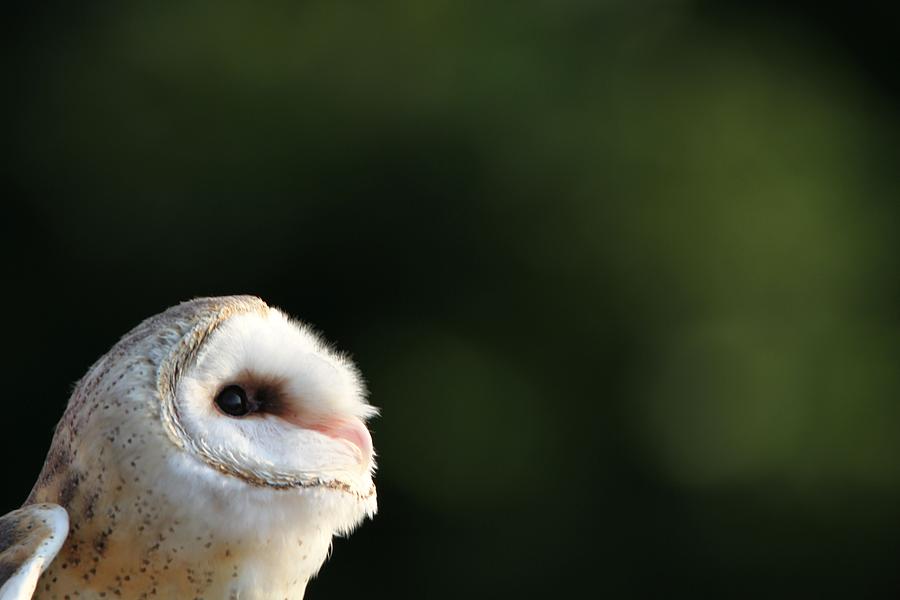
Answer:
[{"xmin": 0, "ymin": 504, "xmax": 68, "ymax": 600}]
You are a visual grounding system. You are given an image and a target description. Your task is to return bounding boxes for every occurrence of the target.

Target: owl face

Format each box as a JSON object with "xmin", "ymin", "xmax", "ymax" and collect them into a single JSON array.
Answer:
[
  {"xmin": 144, "ymin": 296, "xmax": 377, "ymax": 538},
  {"xmin": 173, "ymin": 307, "xmax": 376, "ymax": 481}
]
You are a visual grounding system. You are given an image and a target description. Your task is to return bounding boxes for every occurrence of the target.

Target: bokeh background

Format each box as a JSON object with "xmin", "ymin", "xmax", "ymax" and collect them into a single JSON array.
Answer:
[{"xmin": 3, "ymin": 1, "xmax": 899, "ymax": 597}]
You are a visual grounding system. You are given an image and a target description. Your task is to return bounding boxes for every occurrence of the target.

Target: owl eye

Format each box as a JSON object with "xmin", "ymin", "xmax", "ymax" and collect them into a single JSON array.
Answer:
[{"xmin": 215, "ymin": 385, "xmax": 254, "ymax": 417}]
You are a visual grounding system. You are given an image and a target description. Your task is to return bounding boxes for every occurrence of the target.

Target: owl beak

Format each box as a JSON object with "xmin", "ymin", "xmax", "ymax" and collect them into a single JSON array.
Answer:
[{"xmin": 310, "ymin": 416, "xmax": 374, "ymax": 466}]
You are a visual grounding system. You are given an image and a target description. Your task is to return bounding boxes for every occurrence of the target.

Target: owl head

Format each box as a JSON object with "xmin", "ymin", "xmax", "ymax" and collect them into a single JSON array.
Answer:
[{"xmin": 44, "ymin": 295, "xmax": 377, "ymax": 546}]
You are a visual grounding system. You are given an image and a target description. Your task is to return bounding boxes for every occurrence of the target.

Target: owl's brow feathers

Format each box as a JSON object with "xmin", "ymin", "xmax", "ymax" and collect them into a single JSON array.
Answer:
[{"xmin": 156, "ymin": 296, "xmax": 375, "ymax": 499}]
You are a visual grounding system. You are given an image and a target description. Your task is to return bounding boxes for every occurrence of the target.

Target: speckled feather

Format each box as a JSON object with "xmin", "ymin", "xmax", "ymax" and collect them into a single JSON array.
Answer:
[{"xmin": 0, "ymin": 296, "xmax": 377, "ymax": 600}]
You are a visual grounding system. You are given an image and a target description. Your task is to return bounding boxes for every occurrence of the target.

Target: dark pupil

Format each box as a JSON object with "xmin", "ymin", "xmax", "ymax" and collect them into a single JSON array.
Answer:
[{"xmin": 215, "ymin": 385, "xmax": 251, "ymax": 417}]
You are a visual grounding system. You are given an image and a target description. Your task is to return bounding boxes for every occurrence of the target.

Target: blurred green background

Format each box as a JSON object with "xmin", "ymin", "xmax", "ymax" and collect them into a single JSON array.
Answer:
[{"xmin": 2, "ymin": 1, "xmax": 899, "ymax": 597}]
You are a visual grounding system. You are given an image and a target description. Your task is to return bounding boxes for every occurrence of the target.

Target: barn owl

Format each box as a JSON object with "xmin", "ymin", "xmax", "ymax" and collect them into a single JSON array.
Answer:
[{"xmin": 0, "ymin": 296, "xmax": 377, "ymax": 600}]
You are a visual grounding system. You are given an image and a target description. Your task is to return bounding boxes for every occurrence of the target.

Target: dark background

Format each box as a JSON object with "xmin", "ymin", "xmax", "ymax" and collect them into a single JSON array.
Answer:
[{"xmin": 3, "ymin": 1, "xmax": 900, "ymax": 598}]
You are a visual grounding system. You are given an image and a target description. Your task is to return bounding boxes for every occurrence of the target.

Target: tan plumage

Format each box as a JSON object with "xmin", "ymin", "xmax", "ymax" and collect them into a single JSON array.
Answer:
[{"xmin": 0, "ymin": 296, "xmax": 377, "ymax": 600}]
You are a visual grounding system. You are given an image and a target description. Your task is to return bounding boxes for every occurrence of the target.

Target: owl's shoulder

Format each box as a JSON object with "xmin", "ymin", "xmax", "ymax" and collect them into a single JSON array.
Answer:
[{"xmin": 0, "ymin": 504, "xmax": 68, "ymax": 600}]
